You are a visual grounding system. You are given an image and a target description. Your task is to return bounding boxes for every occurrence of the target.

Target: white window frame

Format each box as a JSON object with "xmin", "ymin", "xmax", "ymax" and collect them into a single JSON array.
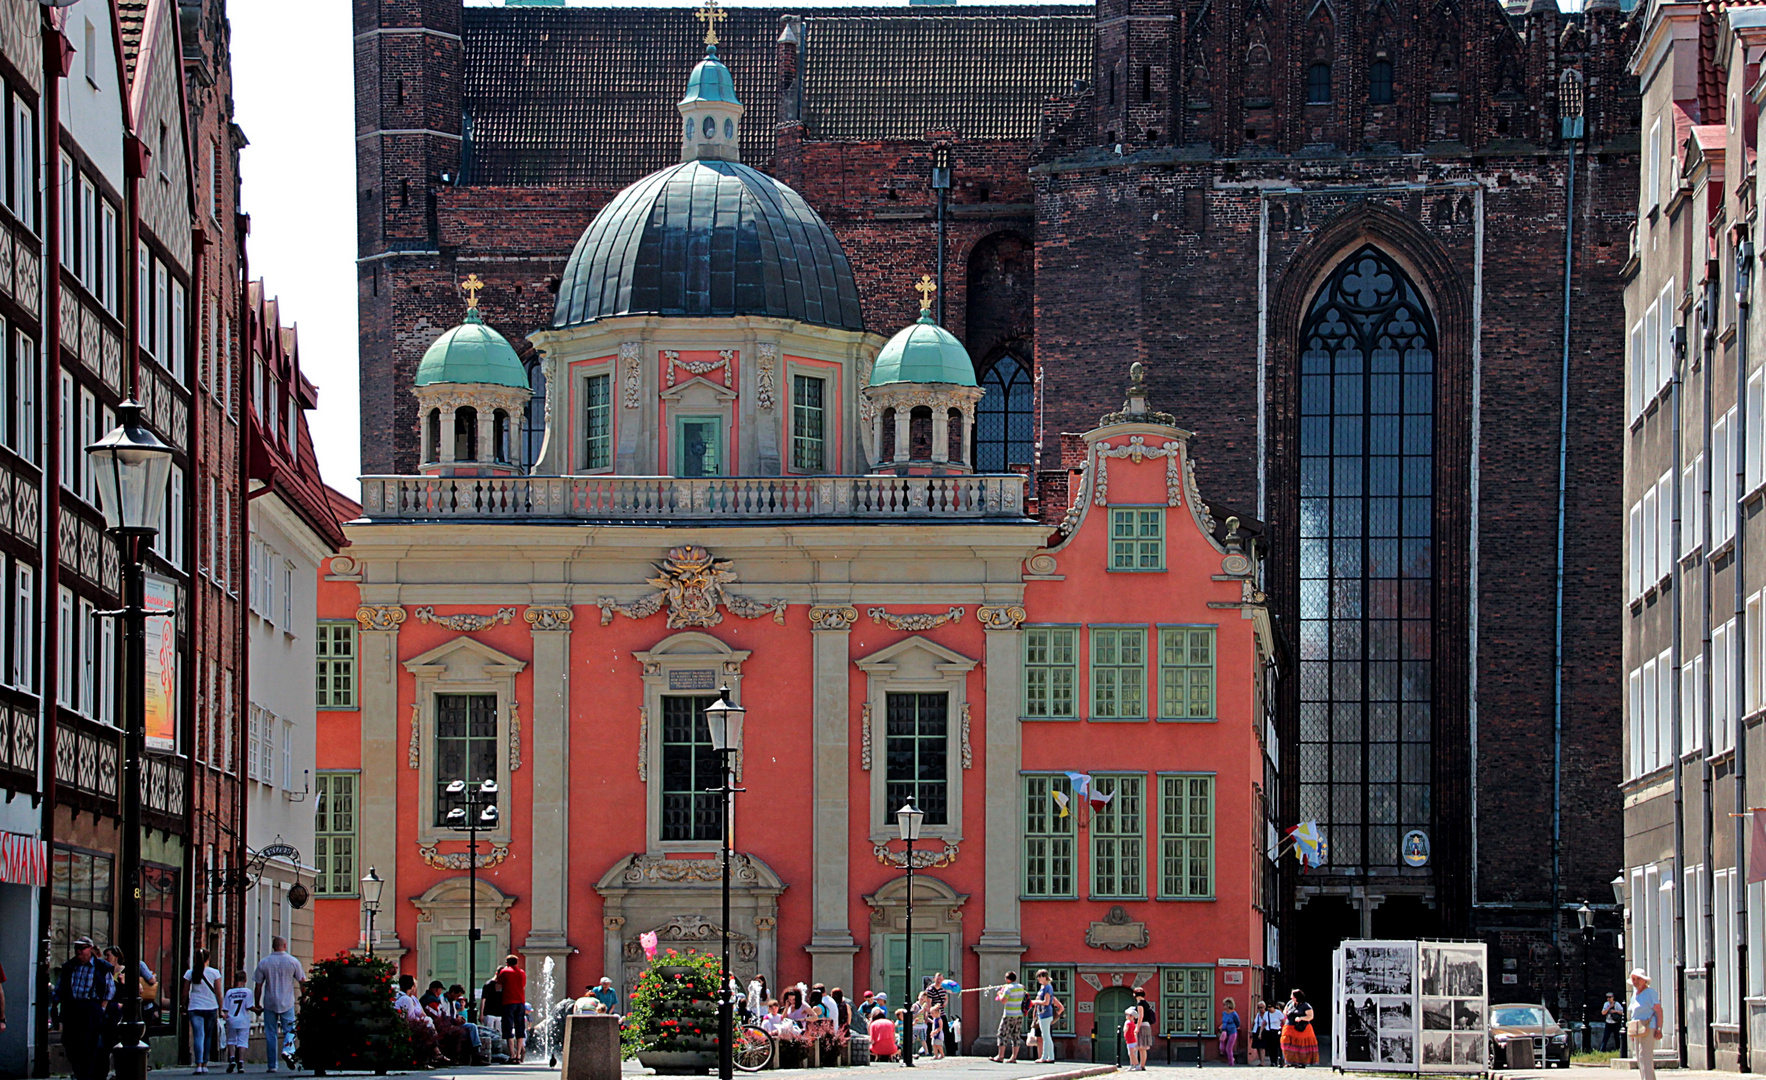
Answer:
[
  {"xmin": 1643, "ymin": 302, "xmax": 1659, "ymax": 404},
  {"xmin": 11, "ymin": 563, "xmax": 30, "ymax": 692},
  {"xmin": 15, "ymin": 332, "xmax": 34, "ymax": 466},
  {"xmin": 100, "ymin": 615, "xmax": 115, "ymax": 726},
  {"xmin": 1684, "ymin": 454, "xmax": 1704, "ymax": 557},
  {"xmin": 154, "ymin": 260, "xmax": 168, "ymax": 365},
  {"xmin": 78, "ymin": 175, "xmax": 95, "ymax": 290},
  {"xmin": 1714, "ymin": 868, "xmax": 1737, "ymax": 1025},
  {"xmin": 58, "ymin": 370, "xmax": 72, "ymax": 492},
  {"xmin": 57, "ymin": 153, "xmax": 72, "ymax": 270},
  {"xmin": 1630, "ymin": 322, "xmax": 1646, "ymax": 421},
  {"xmin": 1642, "ymin": 486, "xmax": 1658, "ymax": 590},
  {"xmin": 11, "ymin": 96, "xmax": 35, "ymax": 231},
  {"xmin": 55, "ymin": 586, "xmax": 72, "ymax": 708},
  {"xmin": 1682, "ymin": 653, "xmax": 1705, "ymax": 757},
  {"xmin": 1642, "ymin": 657, "xmax": 1659, "ymax": 775},
  {"xmin": 1649, "ymin": 118, "xmax": 1663, "ymax": 208},
  {"xmin": 171, "ymin": 280, "xmax": 185, "ymax": 382},
  {"xmin": 1658, "ymin": 280, "xmax": 1677, "ymax": 394},
  {"xmin": 1629, "ymin": 668, "xmax": 1644, "ymax": 779},
  {"xmin": 100, "ymin": 202, "xmax": 117, "ymax": 312},
  {"xmin": 78, "ymin": 387, "xmax": 95, "ymax": 503},
  {"xmin": 1656, "ymin": 471, "xmax": 1673, "ymax": 583},
  {"xmin": 1630, "ymin": 502, "xmax": 1644, "ymax": 601}
]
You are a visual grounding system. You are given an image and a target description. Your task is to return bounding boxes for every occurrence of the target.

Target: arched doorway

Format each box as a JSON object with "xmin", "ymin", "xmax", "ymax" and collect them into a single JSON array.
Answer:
[
  {"xmin": 1095, "ymin": 986, "xmax": 1137, "ymax": 1062},
  {"xmin": 1295, "ymin": 244, "xmax": 1437, "ymax": 875}
]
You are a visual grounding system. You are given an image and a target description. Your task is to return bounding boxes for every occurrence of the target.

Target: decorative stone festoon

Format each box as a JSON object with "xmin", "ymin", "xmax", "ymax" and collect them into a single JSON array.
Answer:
[
  {"xmin": 414, "ymin": 274, "xmax": 532, "ymax": 478},
  {"xmin": 862, "ymin": 275, "xmax": 984, "ymax": 475}
]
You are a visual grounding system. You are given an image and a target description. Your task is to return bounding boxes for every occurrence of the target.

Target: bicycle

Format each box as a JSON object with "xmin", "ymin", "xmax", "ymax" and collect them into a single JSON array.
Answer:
[{"xmin": 734, "ymin": 1023, "xmax": 775, "ymax": 1072}]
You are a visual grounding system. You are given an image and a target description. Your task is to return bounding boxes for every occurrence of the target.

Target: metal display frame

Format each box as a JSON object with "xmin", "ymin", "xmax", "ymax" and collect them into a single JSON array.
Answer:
[{"xmin": 1332, "ymin": 939, "xmax": 1489, "ymax": 1076}]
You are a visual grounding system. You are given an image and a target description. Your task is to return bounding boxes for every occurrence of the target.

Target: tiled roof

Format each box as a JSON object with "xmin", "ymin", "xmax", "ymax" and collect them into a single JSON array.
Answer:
[
  {"xmin": 461, "ymin": 5, "xmax": 1088, "ymax": 187},
  {"xmin": 118, "ymin": 0, "xmax": 147, "ymax": 88},
  {"xmin": 800, "ymin": 15, "xmax": 1093, "ymax": 141}
]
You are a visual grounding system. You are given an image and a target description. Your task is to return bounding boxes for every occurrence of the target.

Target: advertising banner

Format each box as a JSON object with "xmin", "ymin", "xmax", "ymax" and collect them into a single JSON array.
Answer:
[{"xmin": 144, "ymin": 575, "xmax": 177, "ymax": 751}]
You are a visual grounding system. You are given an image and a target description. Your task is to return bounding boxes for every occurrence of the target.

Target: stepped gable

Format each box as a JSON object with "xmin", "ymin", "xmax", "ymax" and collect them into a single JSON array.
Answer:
[{"xmin": 461, "ymin": 4, "xmax": 1087, "ymax": 187}]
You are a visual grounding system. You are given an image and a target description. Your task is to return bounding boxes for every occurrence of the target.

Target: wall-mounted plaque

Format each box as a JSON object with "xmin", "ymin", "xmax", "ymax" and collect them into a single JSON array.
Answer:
[{"xmin": 669, "ymin": 669, "xmax": 718, "ymax": 690}]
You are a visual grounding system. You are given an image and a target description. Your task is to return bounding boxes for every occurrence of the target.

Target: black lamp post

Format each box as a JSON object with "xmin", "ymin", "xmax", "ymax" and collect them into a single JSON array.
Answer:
[
  {"xmin": 361, "ymin": 867, "xmax": 384, "ymax": 958},
  {"xmin": 445, "ymin": 778, "xmax": 499, "ymax": 1025},
  {"xmin": 895, "ymin": 799, "xmax": 925, "ymax": 1069},
  {"xmin": 86, "ymin": 400, "xmax": 173, "ymax": 1080},
  {"xmin": 705, "ymin": 688, "xmax": 746, "ymax": 1080},
  {"xmin": 1577, "ymin": 901, "xmax": 1595, "ymax": 1052}
]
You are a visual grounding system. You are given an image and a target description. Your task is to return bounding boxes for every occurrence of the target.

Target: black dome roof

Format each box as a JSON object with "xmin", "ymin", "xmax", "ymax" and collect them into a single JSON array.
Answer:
[{"xmin": 552, "ymin": 160, "xmax": 865, "ymax": 331}]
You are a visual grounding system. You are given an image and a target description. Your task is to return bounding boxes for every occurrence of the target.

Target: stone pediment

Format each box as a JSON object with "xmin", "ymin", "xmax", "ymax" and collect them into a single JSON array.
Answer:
[
  {"xmin": 402, "ymin": 634, "xmax": 528, "ymax": 678},
  {"xmin": 853, "ymin": 634, "xmax": 977, "ymax": 677},
  {"xmin": 595, "ymin": 852, "xmax": 787, "ymax": 893}
]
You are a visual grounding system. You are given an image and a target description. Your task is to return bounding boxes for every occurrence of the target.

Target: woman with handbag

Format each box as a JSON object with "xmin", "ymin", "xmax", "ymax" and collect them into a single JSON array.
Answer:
[
  {"xmin": 1627, "ymin": 969, "xmax": 1662, "ymax": 1080},
  {"xmin": 1279, "ymin": 989, "xmax": 1318, "ymax": 1068},
  {"xmin": 184, "ymin": 948, "xmax": 222, "ymax": 1074}
]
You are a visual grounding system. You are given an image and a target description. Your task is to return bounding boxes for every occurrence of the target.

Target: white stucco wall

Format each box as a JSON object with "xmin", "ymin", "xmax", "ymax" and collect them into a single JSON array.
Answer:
[{"xmin": 243, "ymin": 495, "xmax": 331, "ymax": 969}]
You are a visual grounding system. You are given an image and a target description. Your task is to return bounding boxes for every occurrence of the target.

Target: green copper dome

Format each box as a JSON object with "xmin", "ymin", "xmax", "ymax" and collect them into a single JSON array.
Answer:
[
  {"xmin": 681, "ymin": 47, "xmax": 739, "ymax": 105},
  {"xmin": 869, "ymin": 311, "xmax": 977, "ymax": 387},
  {"xmin": 414, "ymin": 308, "xmax": 528, "ymax": 389}
]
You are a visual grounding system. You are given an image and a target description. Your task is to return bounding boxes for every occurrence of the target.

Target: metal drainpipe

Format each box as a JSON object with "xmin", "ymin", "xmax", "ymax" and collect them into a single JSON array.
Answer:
[
  {"xmin": 32, "ymin": 18, "xmax": 70, "ymax": 1080},
  {"xmin": 1734, "ymin": 235, "xmax": 1753, "ymax": 1073},
  {"xmin": 1703, "ymin": 262, "xmax": 1718, "ymax": 1072},
  {"xmin": 1550, "ymin": 126, "xmax": 1576, "ymax": 983},
  {"xmin": 1673, "ymin": 292, "xmax": 1690, "ymax": 1067}
]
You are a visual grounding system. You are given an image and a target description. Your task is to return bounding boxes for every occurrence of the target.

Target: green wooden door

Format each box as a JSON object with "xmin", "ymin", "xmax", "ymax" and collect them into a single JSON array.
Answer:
[
  {"xmin": 1095, "ymin": 987, "xmax": 1137, "ymax": 1061},
  {"xmin": 879, "ymin": 934, "xmax": 950, "ymax": 1011},
  {"xmin": 427, "ymin": 935, "xmax": 501, "ymax": 993}
]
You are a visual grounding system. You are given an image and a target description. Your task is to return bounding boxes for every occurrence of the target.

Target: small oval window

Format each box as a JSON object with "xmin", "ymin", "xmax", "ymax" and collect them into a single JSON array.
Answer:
[
  {"xmin": 724, "ymin": 118, "xmax": 734, "ymax": 139},
  {"xmin": 703, "ymin": 115, "xmax": 716, "ymax": 138},
  {"xmin": 684, "ymin": 118, "xmax": 694, "ymax": 139}
]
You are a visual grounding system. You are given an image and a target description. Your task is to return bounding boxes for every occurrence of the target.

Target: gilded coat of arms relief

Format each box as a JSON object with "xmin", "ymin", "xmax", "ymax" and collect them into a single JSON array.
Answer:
[{"xmin": 598, "ymin": 545, "xmax": 786, "ymax": 628}]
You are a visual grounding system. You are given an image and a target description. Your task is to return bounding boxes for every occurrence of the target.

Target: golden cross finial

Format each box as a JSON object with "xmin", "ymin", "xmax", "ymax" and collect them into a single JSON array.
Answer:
[
  {"xmin": 461, "ymin": 273, "xmax": 485, "ymax": 311},
  {"xmin": 914, "ymin": 274, "xmax": 938, "ymax": 313},
  {"xmin": 695, "ymin": 0, "xmax": 727, "ymax": 46}
]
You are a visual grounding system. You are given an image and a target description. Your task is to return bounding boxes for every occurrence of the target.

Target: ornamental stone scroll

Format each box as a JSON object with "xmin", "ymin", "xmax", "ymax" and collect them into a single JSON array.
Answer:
[{"xmin": 357, "ymin": 605, "xmax": 407, "ymax": 632}]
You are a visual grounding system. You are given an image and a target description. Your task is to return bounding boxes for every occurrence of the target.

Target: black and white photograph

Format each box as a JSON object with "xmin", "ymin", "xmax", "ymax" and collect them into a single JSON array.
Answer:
[
  {"xmin": 1420, "ymin": 946, "xmax": 1485, "ymax": 998},
  {"xmin": 1453, "ymin": 1034, "xmax": 1487, "ymax": 1066},
  {"xmin": 1344, "ymin": 995, "xmax": 1378, "ymax": 1062},
  {"xmin": 1345, "ymin": 944, "xmax": 1416, "ymax": 996},
  {"xmin": 1379, "ymin": 1033, "xmax": 1415, "ymax": 1065},
  {"xmin": 1422, "ymin": 997, "xmax": 1453, "ymax": 1031},
  {"xmin": 1452, "ymin": 998, "xmax": 1483, "ymax": 1032},
  {"xmin": 1378, "ymin": 995, "xmax": 1414, "ymax": 1032},
  {"xmin": 1421, "ymin": 1032, "xmax": 1454, "ymax": 1065}
]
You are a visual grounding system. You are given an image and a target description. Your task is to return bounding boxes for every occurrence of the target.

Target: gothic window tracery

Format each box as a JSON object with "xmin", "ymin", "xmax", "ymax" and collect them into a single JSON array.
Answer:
[
  {"xmin": 1295, "ymin": 246, "xmax": 1436, "ymax": 871},
  {"xmin": 975, "ymin": 354, "xmax": 1033, "ymax": 472}
]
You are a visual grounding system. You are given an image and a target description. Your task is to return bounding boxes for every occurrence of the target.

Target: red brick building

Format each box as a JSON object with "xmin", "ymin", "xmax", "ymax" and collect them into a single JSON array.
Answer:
[{"xmin": 355, "ymin": 0, "xmax": 1638, "ymax": 1020}]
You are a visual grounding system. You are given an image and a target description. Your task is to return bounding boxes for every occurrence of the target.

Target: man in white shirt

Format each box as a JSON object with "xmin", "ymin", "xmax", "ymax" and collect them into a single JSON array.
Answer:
[{"xmin": 251, "ymin": 938, "xmax": 306, "ymax": 1072}]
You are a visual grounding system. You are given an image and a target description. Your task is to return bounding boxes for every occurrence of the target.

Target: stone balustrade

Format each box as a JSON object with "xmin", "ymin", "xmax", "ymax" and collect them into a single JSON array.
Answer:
[{"xmin": 358, "ymin": 473, "xmax": 1029, "ymax": 521}]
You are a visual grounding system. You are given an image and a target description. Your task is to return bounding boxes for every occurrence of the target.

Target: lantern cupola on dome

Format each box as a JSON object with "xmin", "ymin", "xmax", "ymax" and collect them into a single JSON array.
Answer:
[
  {"xmin": 679, "ymin": 0, "xmax": 743, "ymax": 163},
  {"xmin": 863, "ymin": 276, "xmax": 985, "ymax": 475},
  {"xmin": 415, "ymin": 274, "xmax": 532, "ymax": 478}
]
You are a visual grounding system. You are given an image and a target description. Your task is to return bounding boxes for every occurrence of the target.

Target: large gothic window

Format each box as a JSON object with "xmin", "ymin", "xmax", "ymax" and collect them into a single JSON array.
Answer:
[
  {"xmin": 975, "ymin": 354, "xmax": 1033, "ymax": 472},
  {"xmin": 1296, "ymin": 246, "xmax": 1435, "ymax": 870}
]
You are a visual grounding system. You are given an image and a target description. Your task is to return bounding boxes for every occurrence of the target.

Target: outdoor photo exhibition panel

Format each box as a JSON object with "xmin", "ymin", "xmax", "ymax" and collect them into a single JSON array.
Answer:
[{"xmin": 1333, "ymin": 940, "xmax": 1488, "ymax": 1074}]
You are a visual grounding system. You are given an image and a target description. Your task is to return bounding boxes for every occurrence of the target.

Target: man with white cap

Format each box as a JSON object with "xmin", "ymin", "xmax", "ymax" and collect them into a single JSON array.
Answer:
[
  {"xmin": 590, "ymin": 977, "xmax": 619, "ymax": 1016},
  {"xmin": 1627, "ymin": 968, "xmax": 1661, "ymax": 1080}
]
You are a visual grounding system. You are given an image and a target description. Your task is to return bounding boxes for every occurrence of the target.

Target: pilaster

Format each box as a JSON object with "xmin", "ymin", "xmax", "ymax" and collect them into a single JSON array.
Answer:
[
  {"xmin": 976, "ymin": 609, "xmax": 1028, "ymax": 1049},
  {"xmin": 523, "ymin": 603, "xmax": 574, "ymax": 965},
  {"xmin": 356, "ymin": 601, "xmax": 407, "ymax": 952},
  {"xmin": 807, "ymin": 605, "xmax": 860, "ymax": 984}
]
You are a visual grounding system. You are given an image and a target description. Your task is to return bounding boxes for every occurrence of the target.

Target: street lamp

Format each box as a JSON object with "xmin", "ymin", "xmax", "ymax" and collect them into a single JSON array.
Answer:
[
  {"xmin": 895, "ymin": 799, "xmax": 925, "ymax": 1069},
  {"xmin": 705, "ymin": 688, "xmax": 746, "ymax": 1080},
  {"xmin": 445, "ymin": 778, "xmax": 499, "ymax": 1025},
  {"xmin": 86, "ymin": 400, "xmax": 173, "ymax": 1080},
  {"xmin": 361, "ymin": 867, "xmax": 385, "ymax": 957},
  {"xmin": 1577, "ymin": 901, "xmax": 1595, "ymax": 1052}
]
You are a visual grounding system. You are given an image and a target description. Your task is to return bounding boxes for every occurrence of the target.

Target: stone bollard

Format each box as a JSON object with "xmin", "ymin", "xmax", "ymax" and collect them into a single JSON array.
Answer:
[{"xmin": 560, "ymin": 1015, "xmax": 622, "ymax": 1080}]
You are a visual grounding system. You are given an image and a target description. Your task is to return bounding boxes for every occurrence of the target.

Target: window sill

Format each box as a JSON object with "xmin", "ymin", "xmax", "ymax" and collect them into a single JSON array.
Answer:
[
  {"xmin": 1088, "ymin": 716, "xmax": 1151, "ymax": 723},
  {"xmin": 1156, "ymin": 716, "xmax": 1219, "ymax": 724},
  {"xmin": 1092, "ymin": 895, "xmax": 1148, "ymax": 903},
  {"xmin": 1020, "ymin": 894, "xmax": 1080, "ymax": 902},
  {"xmin": 1020, "ymin": 716, "xmax": 1081, "ymax": 722},
  {"xmin": 1106, "ymin": 568, "xmax": 1168, "ymax": 574},
  {"xmin": 868, "ymin": 827, "xmax": 962, "ymax": 846},
  {"xmin": 1156, "ymin": 895, "xmax": 1217, "ymax": 902}
]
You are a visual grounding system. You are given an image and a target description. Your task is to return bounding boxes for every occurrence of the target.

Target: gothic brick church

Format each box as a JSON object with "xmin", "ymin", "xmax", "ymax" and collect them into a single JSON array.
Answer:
[{"xmin": 354, "ymin": 0, "xmax": 1637, "ymax": 1018}]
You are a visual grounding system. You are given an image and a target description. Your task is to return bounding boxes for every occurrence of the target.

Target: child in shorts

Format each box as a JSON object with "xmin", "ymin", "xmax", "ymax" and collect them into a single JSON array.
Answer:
[
  {"xmin": 1122, "ymin": 1006, "xmax": 1141, "ymax": 1067},
  {"xmin": 222, "ymin": 970, "xmax": 254, "ymax": 1073}
]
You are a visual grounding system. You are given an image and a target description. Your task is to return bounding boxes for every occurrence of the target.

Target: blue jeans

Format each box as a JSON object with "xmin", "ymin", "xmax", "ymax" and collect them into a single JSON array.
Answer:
[
  {"xmin": 189, "ymin": 1009, "xmax": 218, "ymax": 1064},
  {"xmin": 264, "ymin": 1008, "xmax": 296, "ymax": 1067}
]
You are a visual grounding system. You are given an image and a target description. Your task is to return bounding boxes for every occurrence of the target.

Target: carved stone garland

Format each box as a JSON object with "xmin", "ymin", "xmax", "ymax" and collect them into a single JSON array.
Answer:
[
  {"xmin": 412, "ymin": 606, "xmax": 516, "ymax": 632},
  {"xmin": 621, "ymin": 342, "xmax": 643, "ymax": 408},
  {"xmin": 637, "ymin": 706, "xmax": 650, "ymax": 782},
  {"xmin": 508, "ymin": 700, "xmax": 523, "ymax": 772},
  {"xmin": 873, "ymin": 840, "xmax": 959, "ymax": 869},
  {"xmin": 417, "ymin": 842, "xmax": 510, "ymax": 870},
  {"xmin": 867, "ymin": 607, "xmax": 964, "ymax": 631},
  {"xmin": 960, "ymin": 702, "xmax": 973, "ymax": 770},
  {"xmin": 664, "ymin": 349, "xmax": 735, "ymax": 388},
  {"xmin": 598, "ymin": 545, "xmax": 786, "ymax": 629},
  {"xmin": 408, "ymin": 702, "xmax": 421, "ymax": 770},
  {"xmin": 860, "ymin": 703, "xmax": 873, "ymax": 770},
  {"xmin": 621, "ymin": 852, "xmax": 766, "ymax": 886},
  {"xmin": 756, "ymin": 344, "xmax": 778, "ymax": 410},
  {"xmin": 1092, "ymin": 436, "xmax": 1184, "ymax": 507}
]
